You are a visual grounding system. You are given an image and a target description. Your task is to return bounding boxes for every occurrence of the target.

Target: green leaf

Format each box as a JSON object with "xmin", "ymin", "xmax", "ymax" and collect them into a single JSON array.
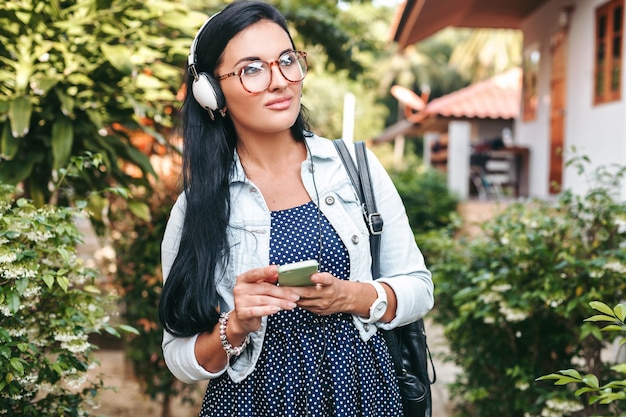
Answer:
[
  {"xmin": 0, "ymin": 123, "xmax": 20, "ymax": 160},
  {"xmin": 15, "ymin": 278, "xmax": 29, "ymax": 295},
  {"xmin": 10, "ymin": 358, "xmax": 24, "ymax": 375},
  {"xmin": 0, "ymin": 157, "xmax": 35, "ymax": 185},
  {"xmin": 51, "ymin": 117, "xmax": 74, "ymax": 170},
  {"xmin": 8, "ymin": 96, "xmax": 32, "ymax": 138},
  {"xmin": 581, "ymin": 374, "xmax": 599, "ymax": 388},
  {"xmin": 601, "ymin": 324, "xmax": 625, "ymax": 332},
  {"xmin": 54, "ymin": 88, "xmax": 75, "ymax": 118},
  {"xmin": 8, "ymin": 292, "xmax": 20, "ymax": 314},
  {"xmin": 56, "ymin": 276, "xmax": 69, "ymax": 292},
  {"xmin": 585, "ymin": 314, "xmax": 618, "ymax": 322},
  {"xmin": 103, "ymin": 326, "xmax": 120, "ymax": 338},
  {"xmin": 614, "ymin": 303, "xmax": 625, "ymax": 322},
  {"xmin": 42, "ymin": 274, "xmax": 54, "ymax": 288},
  {"xmin": 575, "ymin": 387, "xmax": 596, "ymax": 396},
  {"xmin": 57, "ymin": 247, "xmax": 71, "ymax": 262},
  {"xmin": 83, "ymin": 285, "xmax": 101, "ymax": 294},
  {"xmin": 52, "ymin": 363, "xmax": 63, "ymax": 376},
  {"xmin": 118, "ymin": 324, "xmax": 140, "ymax": 335},
  {"xmin": 590, "ymin": 301, "xmax": 616, "ymax": 317},
  {"xmin": 612, "ymin": 364, "xmax": 626, "ymax": 373},
  {"xmin": 554, "ymin": 376, "xmax": 580, "ymax": 385},
  {"xmin": 100, "ymin": 44, "xmax": 133, "ymax": 74},
  {"xmin": 558, "ymin": 369, "xmax": 582, "ymax": 379},
  {"xmin": 128, "ymin": 200, "xmax": 151, "ymax": 222}
]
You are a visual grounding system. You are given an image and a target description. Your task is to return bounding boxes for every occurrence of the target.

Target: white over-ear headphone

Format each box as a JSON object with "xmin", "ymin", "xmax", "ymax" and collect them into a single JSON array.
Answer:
[{"xmin": 187, "ymin": 12, "xmax": 226, "ymax": 119}]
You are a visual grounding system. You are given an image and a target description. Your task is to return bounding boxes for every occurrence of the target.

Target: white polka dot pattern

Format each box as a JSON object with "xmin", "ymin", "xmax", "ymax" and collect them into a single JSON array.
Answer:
[{"xmin": 199, "ymin": 201, "xmax": 402, "ymax": 416}]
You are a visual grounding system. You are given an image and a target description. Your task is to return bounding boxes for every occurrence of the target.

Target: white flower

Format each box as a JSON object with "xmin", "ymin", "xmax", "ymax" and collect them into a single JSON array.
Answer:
[
  {"xmin": 0, "ymin": 252, "xmax": 17, "ymax": 264},
  {"xmin": 8, "ymin": 327, "xmax": 26, "ymax": 338},
  {"xmin": 0, "ymin": 265, "xmax": 37, "ymax": 280},
  {"xmin": 492, "ymin": 284, "xmax": 512, "ymax": 292},
  {"xmin": 515, "ymin": 381, "xmax": 529, "ymax": 391},
  {"xmin": 499, "ymin": 305, "xmax": 528, "ymax": 322},
  {"xmin": 541, "ymin": 398, "xmax": 584, "ymax": 416},
  {"xmin": 603, "ymin": 261, "xmax": 626, "ymax": 274},
  {"xmin": 479, "ymin": 291, "xmax": 502, "ymax": 304},
  {"xmin": 0, "ymin": 305, "xmax": 12, "ymax": 317}
]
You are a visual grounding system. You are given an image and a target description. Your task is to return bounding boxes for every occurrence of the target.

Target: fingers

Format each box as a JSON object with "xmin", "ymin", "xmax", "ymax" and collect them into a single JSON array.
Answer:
[
  {"xmin": 231, "ymin": 265, "xmax": 301, "ymax": 332},
  {"xmin": 237, "ymin": 264, "xmax": 279, "ymax": 285}
]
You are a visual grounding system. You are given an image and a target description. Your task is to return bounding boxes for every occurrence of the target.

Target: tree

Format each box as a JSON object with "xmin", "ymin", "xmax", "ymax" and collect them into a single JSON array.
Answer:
[
  {"xmin": 0, "ymin": 0, "xmax": 206, "ymax": 208},
  {"xmin": 449, "ymin": 28, "xmax": 522, "ymax": 82}
]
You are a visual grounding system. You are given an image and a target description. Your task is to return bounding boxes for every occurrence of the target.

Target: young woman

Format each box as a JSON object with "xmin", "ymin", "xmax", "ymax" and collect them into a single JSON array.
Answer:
[{"xmin": 159, "ymin": 1, "xmax": 434, "ymax": 415}]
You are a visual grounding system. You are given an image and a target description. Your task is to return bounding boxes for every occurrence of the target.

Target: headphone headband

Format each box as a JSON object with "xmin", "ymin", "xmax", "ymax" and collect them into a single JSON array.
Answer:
[{"xmin": 187, "ymin": 12, "xmax": 221, "ymax": 75}]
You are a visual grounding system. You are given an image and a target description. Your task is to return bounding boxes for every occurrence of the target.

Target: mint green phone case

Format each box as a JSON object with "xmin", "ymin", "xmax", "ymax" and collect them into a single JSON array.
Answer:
[{"xmin": 277, "ymin": 259, "xmax": 318, "ymax": 286}]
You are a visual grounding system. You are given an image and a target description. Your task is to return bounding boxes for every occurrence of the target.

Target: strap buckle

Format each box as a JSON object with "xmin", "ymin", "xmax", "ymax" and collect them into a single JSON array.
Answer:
[{"xmin": 367, "ymin": 212, "xmax": 384, "ymax": 235}]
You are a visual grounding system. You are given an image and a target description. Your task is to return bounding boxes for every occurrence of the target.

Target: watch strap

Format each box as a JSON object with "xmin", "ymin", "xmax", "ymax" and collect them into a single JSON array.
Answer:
[{"xmin": 360, "ymin": 281, "xmax": 388, "ymax": 323}]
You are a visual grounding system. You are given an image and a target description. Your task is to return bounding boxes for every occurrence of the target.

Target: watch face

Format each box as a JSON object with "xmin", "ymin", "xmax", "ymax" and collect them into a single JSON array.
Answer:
[{"xmin": 373, "ymin": 301, "xmax": 388, "ymax": 318}]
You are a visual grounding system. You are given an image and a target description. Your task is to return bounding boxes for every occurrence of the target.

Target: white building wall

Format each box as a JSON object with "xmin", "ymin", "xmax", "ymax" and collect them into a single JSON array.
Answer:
[{"xmin": 518, "ymin": 0, "xmax": 626, "ymax": 198}]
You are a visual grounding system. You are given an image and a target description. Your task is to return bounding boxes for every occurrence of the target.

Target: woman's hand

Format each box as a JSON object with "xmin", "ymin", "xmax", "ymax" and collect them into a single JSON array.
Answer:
[
  {"xmin": 293, "ymin": 274, "xmax": 397, "ymax": 322},
  {"xmin": 290, "ymin": 272, "xmax": 355, "ymax": 316},
  {"xmin": 231, "ymin": 265, "xmax": 301, "ymax": 334}
]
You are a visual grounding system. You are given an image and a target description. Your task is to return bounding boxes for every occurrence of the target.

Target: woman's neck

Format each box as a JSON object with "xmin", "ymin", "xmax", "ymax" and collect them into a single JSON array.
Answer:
[{"xmin": 236, "ymin": 132, "xmax": 306, "ymax": 174}]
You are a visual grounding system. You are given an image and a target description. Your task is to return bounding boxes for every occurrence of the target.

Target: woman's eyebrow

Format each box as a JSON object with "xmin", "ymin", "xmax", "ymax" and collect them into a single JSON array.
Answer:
[{"xmin": 233, "ymin": 49, "xmax": 294, "ymax": 66}]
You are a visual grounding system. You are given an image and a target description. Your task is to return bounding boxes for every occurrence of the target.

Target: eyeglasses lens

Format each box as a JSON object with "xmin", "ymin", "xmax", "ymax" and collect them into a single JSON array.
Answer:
[{"xmin": 240, "ymin": 51, "xmax": 307, "ymax": 93}]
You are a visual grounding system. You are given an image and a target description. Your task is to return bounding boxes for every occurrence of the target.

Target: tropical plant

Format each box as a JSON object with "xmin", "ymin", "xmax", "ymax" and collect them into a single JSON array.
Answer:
[
  {"xmin": 449, "ymin": 28, "xmax": 522, "ymax": 82},
  {"xmin": 0, "ymin": 181, "xmax": 137, "ymax": 416},
  {"xmin": 420, "ymin": 157, "xmax": 626, "ymax": 417},
  {"xmin": 538, "ymin": 301, "xmax": 625, "ymax": 416},
  {"xmin": 0, "ymin": 0, "xmax": 206, "ymax": 207}
]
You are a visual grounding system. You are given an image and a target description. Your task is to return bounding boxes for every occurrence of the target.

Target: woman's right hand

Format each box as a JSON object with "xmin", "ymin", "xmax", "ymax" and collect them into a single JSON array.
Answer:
[{"xmin": 230, "ymin": 265, "xmax": 300, "ymax": 334}]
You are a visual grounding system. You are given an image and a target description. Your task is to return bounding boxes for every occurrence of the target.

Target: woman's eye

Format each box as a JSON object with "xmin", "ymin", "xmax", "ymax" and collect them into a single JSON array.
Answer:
[
  {"xmin": 241, "ymin": 62, "xmax": 265, "ymax": 76},
  {"xmin": 279, "ymin": 55, "xmax": 295, "ymax": 67}
]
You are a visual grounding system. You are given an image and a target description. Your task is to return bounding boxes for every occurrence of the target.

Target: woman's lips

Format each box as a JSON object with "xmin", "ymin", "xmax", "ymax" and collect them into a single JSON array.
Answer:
[{"xmin": 265, "ymin": 97, "xmax": 292, "ymax": 110}]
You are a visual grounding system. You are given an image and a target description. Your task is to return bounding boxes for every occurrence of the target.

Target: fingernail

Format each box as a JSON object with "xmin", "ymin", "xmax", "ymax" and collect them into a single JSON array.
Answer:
[{"xmin": 290, "ymin": 294, "xmax": 300, "ymax": 302}]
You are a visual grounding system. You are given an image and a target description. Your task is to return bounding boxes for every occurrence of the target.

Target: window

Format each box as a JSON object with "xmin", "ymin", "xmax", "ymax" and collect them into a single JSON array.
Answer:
[
  {"xmin": 522, "ymin": 45, "xmax": 540, "ymax": 121},
  {"xmin": 594, "ymin": 0, "xmax": 624, "ymax": 104}
]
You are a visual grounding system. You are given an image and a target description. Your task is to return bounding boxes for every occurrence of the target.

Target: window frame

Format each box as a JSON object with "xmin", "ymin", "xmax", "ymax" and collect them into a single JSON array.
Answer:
[{"xmin": 594, "ymin": 0, "xmax": 624, "ymax": 105}]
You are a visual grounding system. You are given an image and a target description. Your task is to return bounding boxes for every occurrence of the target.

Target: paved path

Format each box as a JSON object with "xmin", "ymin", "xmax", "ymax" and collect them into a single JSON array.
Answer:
[{"xmin": 426, "ymin": 317, "xmax": 460, "ymax": 417}]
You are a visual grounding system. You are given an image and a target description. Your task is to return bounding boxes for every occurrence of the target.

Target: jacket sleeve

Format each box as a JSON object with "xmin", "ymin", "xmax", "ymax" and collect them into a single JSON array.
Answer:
[
  {"xmin": 365, "ymin": 149, "xmax": 435, "ymax": 329},
  {"xmin": 160, "ymin": 193, "xmax": 227, "ymax": 383}
]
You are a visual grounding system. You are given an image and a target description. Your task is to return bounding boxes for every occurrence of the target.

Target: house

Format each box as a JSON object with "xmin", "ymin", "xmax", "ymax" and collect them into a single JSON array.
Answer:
[
  {"xmin": 388, "ymin": 0, "xmax": 626, "ymax": 199},
  {"xmin": 374, "ymin": 68, "xmax": 526, "ymax": 200}
]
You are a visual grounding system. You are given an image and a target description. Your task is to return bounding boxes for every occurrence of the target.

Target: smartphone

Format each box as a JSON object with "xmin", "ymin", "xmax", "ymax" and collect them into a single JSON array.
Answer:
[{"xmin": 277, "ymin": 259, "xmax": 318, "ymax": 287}]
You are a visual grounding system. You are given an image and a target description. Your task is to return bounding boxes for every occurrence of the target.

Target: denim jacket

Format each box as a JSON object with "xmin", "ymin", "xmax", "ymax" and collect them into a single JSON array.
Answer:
[{"xmin": 161, "ymin": 134, "xmax": 433, "ymax": 384}]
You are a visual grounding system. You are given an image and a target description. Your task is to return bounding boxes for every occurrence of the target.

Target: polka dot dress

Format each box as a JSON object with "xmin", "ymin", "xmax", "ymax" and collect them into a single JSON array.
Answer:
[{"xmin": 199, "ymin": 201, "xmax": 402, "ymax": 417}]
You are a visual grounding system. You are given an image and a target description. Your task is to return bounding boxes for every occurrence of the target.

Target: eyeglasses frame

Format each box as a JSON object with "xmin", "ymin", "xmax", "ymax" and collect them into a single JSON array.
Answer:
[{"xmin": 217, "ymin": 50, "xmax": 308, "ymax": 94}]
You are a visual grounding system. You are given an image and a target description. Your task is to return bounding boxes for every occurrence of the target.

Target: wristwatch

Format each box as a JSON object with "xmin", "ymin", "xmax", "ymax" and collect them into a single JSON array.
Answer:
[{"xmin": 360, "ymin": 281, "xmax": 388, "ymax": 323}]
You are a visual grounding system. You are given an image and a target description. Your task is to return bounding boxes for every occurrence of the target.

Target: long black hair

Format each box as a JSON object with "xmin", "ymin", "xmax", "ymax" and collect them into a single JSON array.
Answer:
[{"xmin": 159, "ymin": 0, "xmax": 310, "ymax": 338}]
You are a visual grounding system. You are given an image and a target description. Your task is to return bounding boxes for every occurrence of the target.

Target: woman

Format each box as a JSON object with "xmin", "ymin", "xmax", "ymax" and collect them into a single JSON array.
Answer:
[{"xmin": 159, "ymin": 1, "xmax": 434, "ymax": 415}]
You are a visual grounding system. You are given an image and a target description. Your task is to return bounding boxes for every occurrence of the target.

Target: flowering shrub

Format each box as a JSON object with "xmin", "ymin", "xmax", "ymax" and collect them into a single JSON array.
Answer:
[
  {"xmin": 420, "ymin": 158, "xmax": 626, "ymax": 417},
  {"xmin": 0, "ymin": 184, "xmax": 135, "ymax": 416}
]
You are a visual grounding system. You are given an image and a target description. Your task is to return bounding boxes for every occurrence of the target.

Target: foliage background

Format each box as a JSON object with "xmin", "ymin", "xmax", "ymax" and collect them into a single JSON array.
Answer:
[
  {"xmin": 0, "ymin": 183, "xmax": 135, "ymax": 416},
  {"xmin": 420, "ymin": 159, "xmax": 626, "ymax": 417}
]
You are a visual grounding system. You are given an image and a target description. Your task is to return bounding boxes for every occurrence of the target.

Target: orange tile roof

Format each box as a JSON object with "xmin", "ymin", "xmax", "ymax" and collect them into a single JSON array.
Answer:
[{"xmin": 424, "ymin": 67, "xmax": 521, "ymax": 119}]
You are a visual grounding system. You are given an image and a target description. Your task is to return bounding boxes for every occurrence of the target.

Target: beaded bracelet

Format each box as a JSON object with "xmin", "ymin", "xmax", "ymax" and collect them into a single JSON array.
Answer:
[{"xmin": 218, "ymin": 311, "xmax": 250, "ymax": 361}]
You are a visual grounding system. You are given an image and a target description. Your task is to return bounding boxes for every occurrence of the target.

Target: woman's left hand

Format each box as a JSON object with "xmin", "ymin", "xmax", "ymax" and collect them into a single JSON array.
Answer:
[{"xmin": 291, "ymin": 272, "xmax": 353, "ymax": 316}]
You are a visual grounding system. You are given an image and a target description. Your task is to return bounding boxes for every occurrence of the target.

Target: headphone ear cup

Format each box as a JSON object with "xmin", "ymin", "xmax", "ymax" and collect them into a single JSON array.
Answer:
[{"xmin": 191, "ymin": 73, "xmax": 226, "ymax": 111}]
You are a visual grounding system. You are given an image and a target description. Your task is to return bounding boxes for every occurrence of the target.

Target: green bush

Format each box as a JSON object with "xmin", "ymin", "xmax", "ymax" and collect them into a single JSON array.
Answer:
[
  {"xmin": 109, "ymin": 181, "xmax": 199, "ymax": 417},
  {"xmin": 422, "ymin": 159, "xmax": 626, "ymax": 417},
  {"xmin": 0, "ymin": 183, "xmax": 134, "ymax": 416},
  {"xmin": 390, "ymin": 162, "xmax": 459, "ymax": 233}
]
